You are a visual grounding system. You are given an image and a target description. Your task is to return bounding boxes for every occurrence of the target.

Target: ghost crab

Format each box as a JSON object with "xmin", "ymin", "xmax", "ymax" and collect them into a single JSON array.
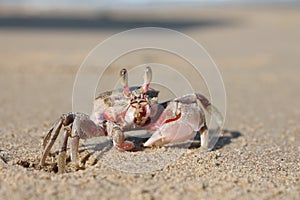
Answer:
[{"xmin": 40, "ymin": 66, "xmax": 223, "ymax": 173}]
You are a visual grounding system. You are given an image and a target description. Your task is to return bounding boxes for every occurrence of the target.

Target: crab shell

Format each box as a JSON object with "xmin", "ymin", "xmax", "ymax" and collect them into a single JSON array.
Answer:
[{"xmin": 90, "ymin": 86, "xmax": 160, "ymax": 128}]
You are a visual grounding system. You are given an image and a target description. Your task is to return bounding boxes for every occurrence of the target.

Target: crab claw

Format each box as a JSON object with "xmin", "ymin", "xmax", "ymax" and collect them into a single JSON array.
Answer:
[
  {"xmin": 113, "ymin": 129, "xmax": 135, "ymax": 151},
  {"xmin": 106, "ymin": 121, "xmax": 135, "ymax": 151},
  {"xmin": 115, "ymin": 141, "xmax": 135, "ymax": 151},
  {"xmin": 143, "ymin": 122, "xmax": 197, "ymax": 147}
]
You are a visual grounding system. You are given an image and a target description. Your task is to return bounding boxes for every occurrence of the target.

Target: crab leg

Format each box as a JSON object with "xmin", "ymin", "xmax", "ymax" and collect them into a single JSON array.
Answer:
[
  {"xmin": 40, "ymin": 117, "xmax": 63, "ymax": 166},
  {"xmin": 199, "ymin": 123, "xmax": 208, "ymax": 148},
  {"xmin": 42, "ymin": 125, "xmax": 54, "ymax": 149},
  {"xmin": 58, "ymin": 128, "xmax": 70, "ymax": 173},
  {"xmin": 40, "ymin": 113, "xmax": 75, "ymax": 166},
  {"xmin": 40, "ymin": 112, "xmax": 135, "ymax": 172},
  {"xmin": 65, "ymin": 114, "xmax": 107, "ymax": 167},
  {"xmin": 69, "ymin": 116, "xmax": 81, "ymax": 167}
]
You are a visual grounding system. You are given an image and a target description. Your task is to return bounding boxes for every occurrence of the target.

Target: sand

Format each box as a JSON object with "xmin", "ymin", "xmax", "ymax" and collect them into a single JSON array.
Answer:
[{"xmin": 0, "ymin": 6, "xmax": 299, "ymax": 200}]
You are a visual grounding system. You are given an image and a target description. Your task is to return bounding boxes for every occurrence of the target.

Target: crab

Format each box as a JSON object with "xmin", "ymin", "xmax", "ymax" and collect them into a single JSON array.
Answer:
[{"xmin": 39, "ymin": 66, "xmax": 223, "ymax": 173}]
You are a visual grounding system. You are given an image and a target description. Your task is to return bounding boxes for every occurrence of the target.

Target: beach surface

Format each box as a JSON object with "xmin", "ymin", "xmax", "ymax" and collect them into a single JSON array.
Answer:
[{"xmin": 0, "ymin": 6, "xmax": 299, "ymax": 199}]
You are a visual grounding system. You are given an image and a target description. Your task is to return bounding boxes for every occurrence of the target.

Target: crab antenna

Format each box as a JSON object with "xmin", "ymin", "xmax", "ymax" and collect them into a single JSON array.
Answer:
[
  {"xmin": 120, "ymin": 68, "xmax": 130, "ymax": 97},
  {"xmin": 142, "ymin": 66, "xmax": 152, "ymax": 94}
]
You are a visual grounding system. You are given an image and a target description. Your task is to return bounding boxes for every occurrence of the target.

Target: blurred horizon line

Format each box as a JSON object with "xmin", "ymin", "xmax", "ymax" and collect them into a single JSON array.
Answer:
[{"xmin": 0, "ymin": 0, "xmax": 300, "ymax": 12}]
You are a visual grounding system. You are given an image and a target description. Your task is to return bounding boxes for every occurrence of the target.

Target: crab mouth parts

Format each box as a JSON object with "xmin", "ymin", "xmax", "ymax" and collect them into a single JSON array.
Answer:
[
  {"xmin": 134, "ymin": 116, "xmax": 150, "ymax": 126},
  {"xmin": 130, "ymin": 102, "xmax": 151, "ymax": 126}
]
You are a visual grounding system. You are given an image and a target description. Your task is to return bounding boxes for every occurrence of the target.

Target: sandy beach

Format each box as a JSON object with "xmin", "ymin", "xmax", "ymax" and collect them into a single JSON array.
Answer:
[{"xmin": 0, "ymin": 5, "xmax": 299, "ymax": 199}]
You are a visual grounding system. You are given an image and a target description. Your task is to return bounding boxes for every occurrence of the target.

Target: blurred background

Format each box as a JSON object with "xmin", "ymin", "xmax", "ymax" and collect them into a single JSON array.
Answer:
[
  {"xmin": 0, "ymin": 0, "xmax": 300, "ymax": 199},
  {"xmin": 1, "ymin": 2, "xmax": 299, "ymax": 199},
  {"xmin": 0, "ymin": 0, "xmax": 299, "ymax": 131}
]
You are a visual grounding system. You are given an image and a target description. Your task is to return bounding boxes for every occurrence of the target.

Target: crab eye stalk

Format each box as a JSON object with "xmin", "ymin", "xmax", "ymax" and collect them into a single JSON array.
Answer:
[
  {"xmin": 120, "ymin": 68, "xmax": 130, "ymax": 97},
  {"xmin": 142, "ymin": 66, "xmax": 152, "ymax": 94},
  {"xmin": 120, "ymin": 68, "xmax": 128, "ymax": 86}
]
